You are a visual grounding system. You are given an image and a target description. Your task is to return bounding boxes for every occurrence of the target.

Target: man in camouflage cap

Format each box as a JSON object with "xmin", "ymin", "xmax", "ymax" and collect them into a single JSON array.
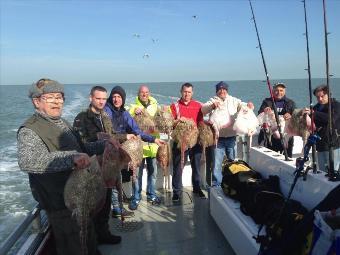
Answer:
[
  {"xmin": 18, "ymin": 78, "xmax": 108, "ymax": 255},
  {"xmin": 28, "ymin": 78, "xmax": 64, "ymax": 98}
]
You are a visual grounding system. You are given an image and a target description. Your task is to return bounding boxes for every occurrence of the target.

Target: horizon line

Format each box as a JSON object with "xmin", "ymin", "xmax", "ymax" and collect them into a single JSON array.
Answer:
[{"xmin": 0, "ymin": 77, "xmax": 338, "ymax": 86}]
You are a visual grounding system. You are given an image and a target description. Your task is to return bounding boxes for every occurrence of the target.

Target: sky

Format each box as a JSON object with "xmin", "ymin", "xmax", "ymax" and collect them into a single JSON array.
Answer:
[{"xmin": 1, "ymin": 0, "xmax": 339, "ymax": 85}]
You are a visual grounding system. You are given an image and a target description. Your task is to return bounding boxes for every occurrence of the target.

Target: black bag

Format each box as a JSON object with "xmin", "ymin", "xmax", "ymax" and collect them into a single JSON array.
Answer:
[
  {"xmin": 121, "ymin": 168, "xmax": 132, "ymax": 183},
  {"xmin": 239, "ymin": 175, "xmax": 282, "ymax": 221},
  {"xmin": 221, "ymin": 159, "xmax": 262, "ymax": 200},
  {"xmin": 263, "ymin": 185, "xmax": 340, "ymax": 255},
  {"xmin": 255, "ymin": 192, "xmax": 308, "ymax": 255},
  {"xmin": 257, "ymin": 196, "xmax": 308, "ymax": 254}
]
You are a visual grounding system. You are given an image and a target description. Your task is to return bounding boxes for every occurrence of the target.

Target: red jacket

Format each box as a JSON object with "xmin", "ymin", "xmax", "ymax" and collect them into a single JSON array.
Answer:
[{"xmin": 170, "ymin": 99, "xmax": 203, "ymax": 125}]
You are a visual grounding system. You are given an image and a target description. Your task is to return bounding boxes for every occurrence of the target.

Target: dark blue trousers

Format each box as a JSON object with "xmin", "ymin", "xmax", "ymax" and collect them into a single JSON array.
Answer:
[{"xmin": 172, "ymin": 143, "xmax": 202, "ymax": 195}]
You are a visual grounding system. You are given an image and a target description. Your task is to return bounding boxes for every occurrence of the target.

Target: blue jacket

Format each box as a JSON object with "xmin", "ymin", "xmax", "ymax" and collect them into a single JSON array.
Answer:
[{"xmin": 104, "ymin": 103, "xmax": 155, "ymax": 143}]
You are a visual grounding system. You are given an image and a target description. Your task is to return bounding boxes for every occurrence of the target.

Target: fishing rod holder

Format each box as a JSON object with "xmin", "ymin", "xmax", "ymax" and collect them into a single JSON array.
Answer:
[
  {"xmin": 303, "ymin": 134, "xmax": 321, "ymax": 162},
  {"xmin": 294, "ymin": 134, "xmax": 320, "ymax": 180}
]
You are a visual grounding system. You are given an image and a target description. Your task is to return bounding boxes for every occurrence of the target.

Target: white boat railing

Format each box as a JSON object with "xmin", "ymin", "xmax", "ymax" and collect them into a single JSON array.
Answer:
[{"xmin": 0, "ymin": 204, "xmax": 49, "ymax": 255}]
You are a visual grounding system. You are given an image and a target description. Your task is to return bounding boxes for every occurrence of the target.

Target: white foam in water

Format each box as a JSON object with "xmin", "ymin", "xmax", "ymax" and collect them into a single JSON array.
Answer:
[
  {"xmin": 152, "ymin": 93, "xmax": 179, "ymax": 105},
  {"xmin": 62, "ymin": 91, "xmax": 88, "ymax": 122}
]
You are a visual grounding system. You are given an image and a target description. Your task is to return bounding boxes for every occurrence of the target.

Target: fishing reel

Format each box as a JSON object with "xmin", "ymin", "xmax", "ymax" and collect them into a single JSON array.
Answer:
[
  {"xmin": 298, "ymin": 134, "xmax": 321, "ymax": 180},
  {"xmin": 303, "ymin": 134, "xmax": 321, "ymax": 162},
  {"xmin": 294, "ymin": 134, "xmax": 320, "ymax": 179}
]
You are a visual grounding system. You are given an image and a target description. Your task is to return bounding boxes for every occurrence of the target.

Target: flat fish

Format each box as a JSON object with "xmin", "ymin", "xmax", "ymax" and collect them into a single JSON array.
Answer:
[
  {"xmin": 258, "ymin": 109, "xmax": 313, "ymax": 148},
  {"xmin": 121, "ymin": 136, "xmax": 143, "ymax": 176},
  {"xmin": 156, "ymin": 143, "xmax": 170, "ymax": 176},
  {"xmin": 284, "ymin": 108, "xmax": 313, "ymax": 145},
  {"xmin": 257, "ymin": 111, "xmax": 282, "ymax": 146},
  {"xmin": 171, "ymin": 118, "xmax": 199, "ymax": 169},
  {"xmin": 257, "ymin": 111, "xmax": 284, "ymax": 136},
  {"xmin": 133, "ymin": 108, "xmax": 155, "ymax": 133},
  {"xmin": 208, "ymin": 100, "xmax": 232, "ymax": 141},
  {"xmin": 101, "ymin": 141, "xmax": 131, "ymax": 188},
  {"xmin": 271, "ymin": 116, "xmax": 286, "ymax": 139},
  {"xmin": 198, "ymin": 121, "xmax": 215, "ymax": 161},
  {"xmin": 257, "ymin": 111, "xmax": 277, "ymax": 130},
  {"xmin": 233, "ymin": 106, "xmax": 259, "ymax": 136},
  {"xmin": 154, "ymin": 106, "xmax": 174, "ymax": 135},
  {"xmin": 64, "ymin": 156, "xmax": 106, "ymax": 255},
  {"xmin": 97, "ymin": 133, "xmax": 132, "ymax": 222}
]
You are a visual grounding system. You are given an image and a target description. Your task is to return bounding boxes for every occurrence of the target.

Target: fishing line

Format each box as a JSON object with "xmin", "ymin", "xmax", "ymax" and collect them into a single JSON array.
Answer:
[
  {"xmin": 302, "ymin": 0, "xmax": 318, "ymax": 174},
  {"xmin": 322, "ymin": 0, "xmax": 337, "ymax": 181},
  {"xmin": 248, "ymin": 0, "xmax": 289, "ymax": 161}
]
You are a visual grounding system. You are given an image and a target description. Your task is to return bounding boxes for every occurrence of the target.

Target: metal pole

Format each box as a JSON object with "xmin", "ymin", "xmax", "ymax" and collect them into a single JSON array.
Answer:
[
  {"xmin": 322, "ymin": 0, "xmax": 336, "ymax": 180},
  {"xmin": 302, "ymin": 0, "xmax": 317, "ymax": 173}
]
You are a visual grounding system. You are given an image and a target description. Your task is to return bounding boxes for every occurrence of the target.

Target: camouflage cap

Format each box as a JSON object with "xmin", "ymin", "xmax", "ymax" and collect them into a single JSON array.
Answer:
[
  {"xmin": 29, "ymin": 78, "xmax": 64, "ymax": 98},
  {"xmin": 273, "ymin": 82, "xmax": 286, "ymax": 89}
]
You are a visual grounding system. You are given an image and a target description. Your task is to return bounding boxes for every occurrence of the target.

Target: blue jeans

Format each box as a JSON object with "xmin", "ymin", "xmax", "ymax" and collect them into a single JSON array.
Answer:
[
  {"xmin": 212, "ymin": 136, "xmax": 236, "ymax": 186},
  {"xmin": 132, "ymin": 157, "xmax": 158, "ymax": 201},
  {"xmin": 112, "ymin": 188, "xmax": 120, "ymax": 208},
  {"xmin": 172, "ymin": 143, "xmax": 202, "ymax": 195},
  {"xmin": 317, "ymin": 148, "xmax": 340, "ymax": 173}
]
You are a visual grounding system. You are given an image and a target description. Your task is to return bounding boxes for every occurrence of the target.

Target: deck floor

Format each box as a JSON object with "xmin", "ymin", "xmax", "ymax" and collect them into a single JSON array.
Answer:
[{"xmin": 99, "ymin": 188, "xmax": 235, "ymax": 255}]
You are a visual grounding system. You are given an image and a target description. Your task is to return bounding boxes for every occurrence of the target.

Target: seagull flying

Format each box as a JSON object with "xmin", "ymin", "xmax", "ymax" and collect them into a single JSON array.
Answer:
[{"xmin": 143, "ymin": 53, "xmax": 150, "ymax": 58}]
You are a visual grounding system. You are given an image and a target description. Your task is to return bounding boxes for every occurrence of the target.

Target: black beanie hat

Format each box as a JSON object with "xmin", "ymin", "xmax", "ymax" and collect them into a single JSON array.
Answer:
[
  {"xmin": 215, "ymin": 81, "xmax": 229, "ymax": 93},
  {"xmin": 108, "ymin": 86, "xmax": 126, "ymax": 107}
]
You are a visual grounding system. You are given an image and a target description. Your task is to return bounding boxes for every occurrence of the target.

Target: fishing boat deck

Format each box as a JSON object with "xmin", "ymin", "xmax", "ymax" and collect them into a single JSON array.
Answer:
[{"xmin": 100, "ymin": 188, "xmax": 235, "ymax": 255}]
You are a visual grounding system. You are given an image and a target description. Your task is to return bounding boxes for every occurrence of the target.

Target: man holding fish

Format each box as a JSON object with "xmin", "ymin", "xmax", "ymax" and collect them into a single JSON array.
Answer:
[
  {"xmin": 201, "ymin": 81, "xmax": 254, "ymax": 187},
  {"xmin": 303, "ymin": 85, "xmax": 340, "ymax": 173},
  {"xmin": 128, "ymin": 85, "xmax": 162, "ymax": 210},
  {"xmin": 170, "ymin": 82, "xmax": 206, "ymax": 201},
  {"xmin": 73, "ymin": 85, "xmax": 129, "ymax": 246},
  {"xmin": 104, "ymin": 86, "xmax": 165, "ymax": 214},
  {"xmin": 258, "ymin": 83, "xmax": 296, "ymax": 157},
  {"xmin": 18, "ymin": 79, "xmax": 116, "ymax": 255}
]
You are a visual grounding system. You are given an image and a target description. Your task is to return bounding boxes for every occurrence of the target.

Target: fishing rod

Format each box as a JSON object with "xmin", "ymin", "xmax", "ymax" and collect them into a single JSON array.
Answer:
[
  {"xmin": 248, "ymin": 0, "xmax": 289, "ymax": 161},
  {"xmin": 302, "ymin": 0, "xmax": 318, "ymax": 174},
  {"xmin": 322, "ymin": 0, "xmax": 337, "ymax": 181}
]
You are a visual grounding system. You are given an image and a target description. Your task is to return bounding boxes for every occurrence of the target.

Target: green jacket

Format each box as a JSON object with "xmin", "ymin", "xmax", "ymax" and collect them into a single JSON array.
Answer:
[{"xmin": 129, "ymin": 96, "xmax": 159, "ymax": 158}]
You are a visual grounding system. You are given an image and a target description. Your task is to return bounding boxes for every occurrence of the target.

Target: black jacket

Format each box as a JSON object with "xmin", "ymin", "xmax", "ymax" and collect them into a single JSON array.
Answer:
[
  {"xmin": 73, "ymin": 107, "xmax": 106, "ymax": 143},
  {"xmin": 258, "ymin": 96, "xmax": 296, "ymax": 115},
  {"xmin": 73, "ymin": 107, "xmax": 127, "ymax": 144},
  {"xmin": 313, "ymin": 98, "xmax": 340, "ymax": 151}
]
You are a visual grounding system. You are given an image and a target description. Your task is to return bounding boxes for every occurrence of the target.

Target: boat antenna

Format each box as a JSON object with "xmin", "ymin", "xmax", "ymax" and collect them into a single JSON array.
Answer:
[
  {"xmin": 302, "ymin": 0, "xmax": 318, "ymax": 173},
  {"xmin": 248, "ymin": 0, "xmax": 289, "ymax": 161},
  {"xmin": 322, "ymin": 0, "xmax": 337, "ymax": 180}
]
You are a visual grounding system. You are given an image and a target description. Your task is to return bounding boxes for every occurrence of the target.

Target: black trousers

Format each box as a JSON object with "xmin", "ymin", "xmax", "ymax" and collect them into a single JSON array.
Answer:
[
  {"xmin": 47, "ymin": 209, "xmax": 97, "ymax": 255},
  {"xmin": 172, "ymin": 143, "xmax": 202, "ymax": 195},
  {"xmin": 93, "ymin": 188, "xmax": 112, "ymax": 240}
]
